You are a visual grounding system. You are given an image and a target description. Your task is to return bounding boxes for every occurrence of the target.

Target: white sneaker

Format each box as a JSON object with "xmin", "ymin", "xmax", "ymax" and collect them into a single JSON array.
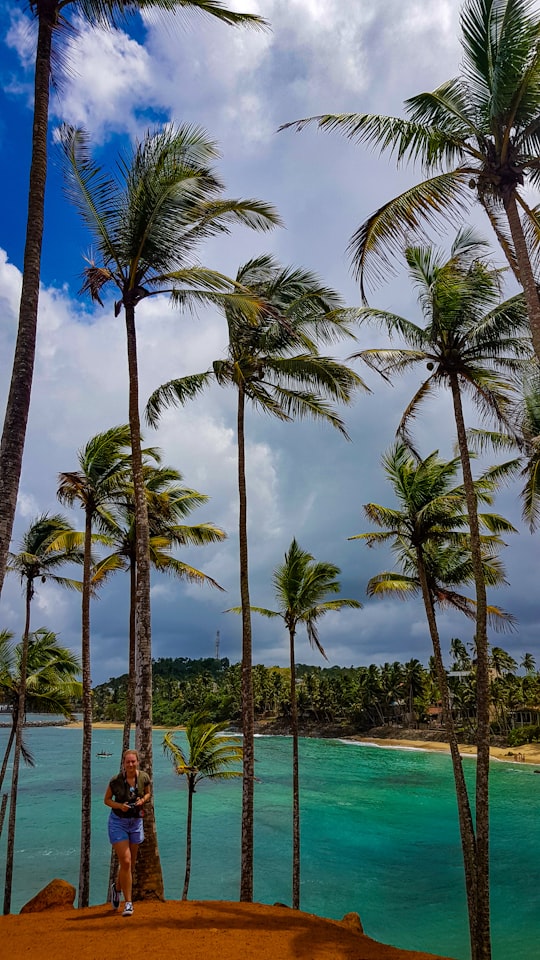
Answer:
[
  {"xmin": 122, "ymin": 901, "xmax": 134, "ymax": 917},
  {"xmin": 110, "ymin": 881, "xmax": 120, "ymax": 910}
]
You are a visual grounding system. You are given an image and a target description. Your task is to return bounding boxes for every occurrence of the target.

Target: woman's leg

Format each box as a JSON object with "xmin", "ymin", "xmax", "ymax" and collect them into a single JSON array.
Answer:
[
  {"xmin": 112, "ymin": 839, "xmax": 132, "ymax": 903},
  {"xmin": 129, "ymin": 841, "xmax": 140, "ymax": 880}
]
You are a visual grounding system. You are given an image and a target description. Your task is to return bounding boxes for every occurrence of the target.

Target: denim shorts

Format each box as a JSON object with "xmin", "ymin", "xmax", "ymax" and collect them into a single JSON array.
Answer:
[{"xmin": 108, "ymin": 811, "xmax": 144, "ymax": 845}]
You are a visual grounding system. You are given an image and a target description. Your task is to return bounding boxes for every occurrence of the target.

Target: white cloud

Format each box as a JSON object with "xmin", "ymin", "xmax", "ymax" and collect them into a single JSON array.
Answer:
[{"xmin": 1, "ymin": 1, "xmax": 538, "ymax": 682}]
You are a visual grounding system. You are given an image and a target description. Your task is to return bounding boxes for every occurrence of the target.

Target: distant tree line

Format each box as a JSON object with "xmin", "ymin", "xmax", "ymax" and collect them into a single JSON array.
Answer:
[{"xmin": 92, "ymin": 651, "xmax": 540, "ymax": 742}]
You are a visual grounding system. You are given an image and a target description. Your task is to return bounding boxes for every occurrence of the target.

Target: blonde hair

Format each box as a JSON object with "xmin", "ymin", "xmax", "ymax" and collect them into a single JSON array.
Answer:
[{"xmin": 122, "ymin": 749, "xmax": 139, "ymax": 773}]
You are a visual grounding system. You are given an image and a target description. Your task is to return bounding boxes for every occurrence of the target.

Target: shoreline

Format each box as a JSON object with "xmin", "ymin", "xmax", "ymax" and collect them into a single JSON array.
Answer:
[{"xmin": 63, "ymin": 720, "xmax": 540, "ymax": 766}]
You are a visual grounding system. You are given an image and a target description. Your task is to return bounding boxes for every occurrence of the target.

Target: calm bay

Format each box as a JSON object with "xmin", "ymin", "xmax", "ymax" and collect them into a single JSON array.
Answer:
[{"xmin": 0, "ymin": 723, "xmax": 538, "ymax": 960}]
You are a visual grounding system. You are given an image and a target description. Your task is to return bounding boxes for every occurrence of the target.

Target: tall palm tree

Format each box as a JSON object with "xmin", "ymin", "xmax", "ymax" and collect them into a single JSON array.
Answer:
[
  {"xmin": 237, "ymin": 538, "xmax": 361, "ymax": 909},
  {"xmin": 352, "ymin": 443, "xmax": 516, "ymax": 960},
  {"xmin": 163, "ymin": 712, "xmax": 242, "ymax": 899},
  {"xmin": 57, "ymin": 424, "xmax": 134, "ymax": 908},
  {"xmin": 146, "ymin": 254, "xmax": 366, "ymax": 900},
  {"xmin": 0, "ymin": 0, "xmax": 268, "ymax": 614},
  {"xmin": 348, "ymin": 231, "xmax": 530, "ymax": 959},
  {"xmin": 62, "ymin": 123, "xmax": 277, "ymax": 901},
  {"xmin": 281, "ymin": 0, "xmax": 540, "ymax": 364},
  {"xmin": 3, "ymin": 514, "xmax": 82, "ymax": 914},
  {"xmin": 96, "ymin": 459, "xmax": 226, "ymax": 900},
  {"xmin": 0, "ymin": 628, "xmax": 82, "ymax": 803}
]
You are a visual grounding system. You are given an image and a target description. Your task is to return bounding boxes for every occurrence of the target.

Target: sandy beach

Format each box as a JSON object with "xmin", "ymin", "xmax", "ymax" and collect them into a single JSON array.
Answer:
[
  {"xmin": 350, "ymin": 734, "xmax": 540, "ymax": 765},
  {"xmin": 73, "ymin": 720, "xmax": 540, "ymax": 766}
]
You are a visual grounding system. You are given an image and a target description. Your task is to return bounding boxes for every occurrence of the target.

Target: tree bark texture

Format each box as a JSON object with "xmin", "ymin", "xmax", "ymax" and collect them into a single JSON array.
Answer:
[
  {"xmin": 450, "ymin": 375, "xmax": 491, "ymax": 960},
  {"xmin": 78, "ymin": 505, "xmax": 93, "ymax": 908},
  {"xmin": 503, "ymin": 193, "xmax": 540, "ymax": 364},
  {"xmin": 415, "ymin": 548, "xmax": 478, "ymax": 957},
  {"xmin": 237, "ymin": 385, "xmax": 255, "ymax": 902},
  {"xmin": 124, "ymin": 302, "xmax": 164, "ymax": 901},
  {"xmin": 3, "ymin": 579, "xmax": 33, "ymax": 914},
  {"xmin": 289, "ymin": 625, "xmax": 300, "ymax": 910},
  {"xmin": 0, "ymin": 11, "xmax": 53, "ymax": 601}
]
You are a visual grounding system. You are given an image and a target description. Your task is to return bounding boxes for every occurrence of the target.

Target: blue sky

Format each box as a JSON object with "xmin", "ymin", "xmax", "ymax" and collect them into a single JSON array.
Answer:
[{"xmin": 0, "ymin": 0, "xmax": 537, "ymax": 685}]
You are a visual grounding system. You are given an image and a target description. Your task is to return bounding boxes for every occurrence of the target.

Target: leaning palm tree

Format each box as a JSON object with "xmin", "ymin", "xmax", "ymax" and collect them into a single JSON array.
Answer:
[
  {"xmin": 146, "ymin": 254, "xmax": 366, "ymax": 900},
  {"xmin": 62, "ymin": 123, "xmax": 277, "ymax": 900},
  {"xmin": 235, "ymin": 538, "xmax": 361, "ymax": 910},
  {"xmin": 0, "ymin": 628, "xmax": 82, "ymax": 802},
  {"xmin": 352, "ymin": 443, "xmax": 516, "ymax": 960},
  {"xmin": 0, "ymin": 0, "xmax": 267, "ymax": 616},
  {"xmin": 58, "ymin": 424, "xmax": 134, "ymax": 908},
  {"xmin": 3, "ymin": 514, "xmax": 82, "ymax": 915},
  {"xmin": 163, "ymin": 712, "xmax": 243, "ymax": 899},
  {"xmin": 282, "ymin": 0, "xmax": 540, "ymax": 366}
]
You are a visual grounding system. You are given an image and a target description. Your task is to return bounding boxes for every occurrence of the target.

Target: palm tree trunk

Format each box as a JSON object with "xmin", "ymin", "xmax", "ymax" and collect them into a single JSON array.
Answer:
[
  {"xmin": 289, "ymin": 624, "xmax": 300, "ymax": 910},
  {"xmin": 0, "ymin": 795, "xmax": 7, "ymax": 842},
  {"xmin": 124, "ymin": 300, "xmax": 164, "ymax": 901},
  {"xmin": 3, "ymin": 578, "xmax": 33, "ymax": 914},
  {"xmin": 78, "ymin": 505, "xmax": 93, "ymax": 908},
  {"xmin": 237, "ymin": 384, "xmax": 255, "ymax": 902},
  {"xmin": 0, "ymin": 723, "xmax": 16, "ymax": 796},
  {"xmin": 450, "ymin": 374, "xmax": 491, "ymax": 960},
  {"xmin": 109, "ymin": 558, "xmax": 137, "ymax": 901},
  {"xmin": 415, "ymin": 548, "xmax": 478, "ymax": 958},
  {"xmin": 0, "ymin": 12, "xmax": 53, "ymax": 602},
  {"xmin": 122, "ymin": 560, "xmax": 137, "ymax": 755},
  {"xmin": 503, "ymin": 192, "xmax": 540, "ymax": 363},
  {"xmin": 183, "ymin": 783, "xmax": 194, "ymax": 900}
]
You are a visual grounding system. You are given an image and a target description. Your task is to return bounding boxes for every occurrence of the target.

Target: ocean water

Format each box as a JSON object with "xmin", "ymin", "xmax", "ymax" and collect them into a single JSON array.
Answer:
[{"xmin": 0, "ymin": 724, "xmax": 538, "ymax": 960}]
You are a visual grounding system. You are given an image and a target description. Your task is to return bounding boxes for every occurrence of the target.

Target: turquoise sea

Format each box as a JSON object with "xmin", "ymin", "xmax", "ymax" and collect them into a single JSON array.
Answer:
[{"xmin": 0, "ymin": 723, "xmax": 538, "ymax": 960}]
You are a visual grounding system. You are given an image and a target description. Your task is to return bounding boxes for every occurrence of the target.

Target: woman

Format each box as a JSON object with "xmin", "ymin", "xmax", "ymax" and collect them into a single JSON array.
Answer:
[{"xmin": 104, "ymin": 748, "xmax": 151, "ymax": 916}]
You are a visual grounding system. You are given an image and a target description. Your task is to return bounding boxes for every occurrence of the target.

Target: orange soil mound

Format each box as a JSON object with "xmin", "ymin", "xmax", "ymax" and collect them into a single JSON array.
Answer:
[{"xmin": 1, "ymin": 899, "xmax": 457, "ymax": 960}]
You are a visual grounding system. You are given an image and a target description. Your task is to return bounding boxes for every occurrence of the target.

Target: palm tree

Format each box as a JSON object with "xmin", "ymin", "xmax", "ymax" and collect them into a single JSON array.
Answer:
[
  {"xmin": 62, "ymin": 123, "xmax": 277, "ymax": 901},
  {"xmin": 163, "ymin": 712, "xmax": 242, "ymax": 899},
  {"xmin": 97, "ymin": 460, "xmax": 227, "ymax": 754},
  {"xmin": 0, "ymin": 0, "xmax": 268, "ymax": 615},
  {"xmin": 57, "ymin": 424, "xmax": 133, "ymax": 907},
  {"xmin": 236, "ymin": 538, "xmax": 361, "ymax": 909},
  {"xmin": 521, "ymin": 652, "xmax": 536, "ymax": 673},
  {"xmin": 281, "ymin": 0, "xmax": 540, "ymax": 364},
  {"xmin": 348, "ymin": 231, "xmax": 530, "ymax": 959},
  {"xmin": 0, "ymin": 628, "xmax": 82, "ymax": 802},
  {"xmin": 3, "ymin": 514, "xmax": 82, "ymax": 914},
  {"xmin": 450, "ymin": 637, "xmax": 472, "ymax": 672},
  {"xmin": 468, "ymin": 366, "xmax": 540, "ymax": 531},
  {"xmin": 352, "ymin": 442, "xmax": 516, "ymax": 960},
  {"xmin": 146, "ymin": 254, "xmax": 366, "ymax": 900},
  {"xmin": 96, "ymin": 458, "xmax": 227, "ymax": 901}
]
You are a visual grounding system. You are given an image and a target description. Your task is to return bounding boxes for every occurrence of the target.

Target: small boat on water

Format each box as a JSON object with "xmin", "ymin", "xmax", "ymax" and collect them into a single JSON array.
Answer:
[{"xmin": 96, "ymin": 750, "xmax": 113, "ymax": 758}]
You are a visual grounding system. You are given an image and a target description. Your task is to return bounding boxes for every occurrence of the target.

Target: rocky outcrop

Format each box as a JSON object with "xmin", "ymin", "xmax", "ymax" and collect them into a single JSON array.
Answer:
[
  {"xmin": 341, "ymin": 911, "xmax": 363, "ymax": 933},
  {"xmin": 20, "ymin": 878, "xmax": 76, "ymax": 913}
]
